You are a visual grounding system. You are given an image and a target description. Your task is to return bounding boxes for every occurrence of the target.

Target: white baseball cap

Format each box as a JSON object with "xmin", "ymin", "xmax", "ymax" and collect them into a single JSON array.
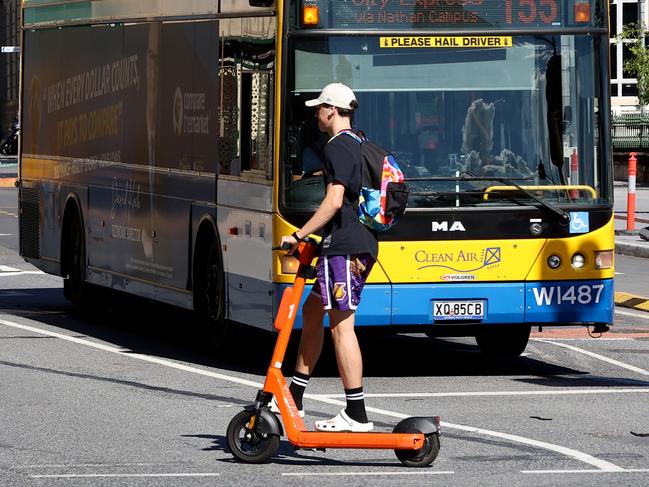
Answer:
[{"xmin": 305, "ymin": 83, "xmax": 357, "ymax": 110}]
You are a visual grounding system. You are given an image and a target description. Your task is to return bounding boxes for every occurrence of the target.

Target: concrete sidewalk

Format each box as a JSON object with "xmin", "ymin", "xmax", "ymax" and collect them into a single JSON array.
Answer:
[
  {"xmin": 0, "ymin": 157, "xmax": 17, "ymax": 187},
  {"xmin": 614, "ymin": 180, "xmax": 649, "ymax": 259}
]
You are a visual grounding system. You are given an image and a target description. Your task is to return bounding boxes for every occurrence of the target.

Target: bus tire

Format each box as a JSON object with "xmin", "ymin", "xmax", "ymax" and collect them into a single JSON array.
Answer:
[
  {"xmin": 475, "ymin": 325, "xmax": 531, "ymax": 357},
  {"xmin": 63, "ymin": 212, "xmax": 90, "ymax": 312},
  {"xmin": 197, "ymin": 239, "xmax": 233, "ymax": 350}
]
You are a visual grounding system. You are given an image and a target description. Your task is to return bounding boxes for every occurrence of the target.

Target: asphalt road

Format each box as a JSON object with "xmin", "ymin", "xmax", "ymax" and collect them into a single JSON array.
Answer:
[{"xmin": 1, "ymin": 186, "xmax": 648, "ymax": 487}]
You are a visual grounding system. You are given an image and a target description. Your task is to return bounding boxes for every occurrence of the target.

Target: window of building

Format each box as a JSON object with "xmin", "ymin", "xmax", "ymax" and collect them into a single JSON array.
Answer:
[{"xmin": 610, "ymin": 0, "xmax": 642, "ymax": 103}]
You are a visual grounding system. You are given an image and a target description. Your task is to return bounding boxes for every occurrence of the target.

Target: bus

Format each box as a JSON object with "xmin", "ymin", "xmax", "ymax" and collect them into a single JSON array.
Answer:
[{"xmin": 19, "ymin": 0, "xmax": 614, "ymax": 357}]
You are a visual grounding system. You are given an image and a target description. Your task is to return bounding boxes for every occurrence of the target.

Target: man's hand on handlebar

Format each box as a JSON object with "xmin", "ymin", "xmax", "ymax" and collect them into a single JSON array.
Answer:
[{"xmin": 279, "ymin": 235, "xmax": 299, "ymax": 252}]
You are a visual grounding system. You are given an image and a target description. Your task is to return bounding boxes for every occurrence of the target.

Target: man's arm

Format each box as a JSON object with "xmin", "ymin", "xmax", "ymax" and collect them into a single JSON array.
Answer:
[{"xmin": 281, "ymin": 182, "xmax": 344, "ymax": 246}]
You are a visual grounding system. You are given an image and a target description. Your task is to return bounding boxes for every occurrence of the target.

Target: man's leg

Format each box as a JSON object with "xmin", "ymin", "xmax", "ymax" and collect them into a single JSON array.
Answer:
[
  {"xmin": 288, "ymin": 293, "xmax": 325, "ymax": 411},
  {"xmin": 328, "ymin": 309, "xmax": 362, "ymax": 388},
  {"xmin": 295, "ymin": 293, "xmax": 326, "ymax": 375},
  {"xmin": 329, "ymin": 309, "xmax": 369, "ymax": 424}
]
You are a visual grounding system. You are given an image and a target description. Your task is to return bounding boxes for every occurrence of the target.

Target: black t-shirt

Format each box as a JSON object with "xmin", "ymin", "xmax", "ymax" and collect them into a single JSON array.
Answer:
[{"xmin": 321, "ymin": 132, "xmax": 379, "ymax": 259}]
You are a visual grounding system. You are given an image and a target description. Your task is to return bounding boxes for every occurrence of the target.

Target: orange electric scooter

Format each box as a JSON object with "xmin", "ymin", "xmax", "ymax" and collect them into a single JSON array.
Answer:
[{"xmin": 226, "ymin": 238, "xmax": 441, "ymax": 467}]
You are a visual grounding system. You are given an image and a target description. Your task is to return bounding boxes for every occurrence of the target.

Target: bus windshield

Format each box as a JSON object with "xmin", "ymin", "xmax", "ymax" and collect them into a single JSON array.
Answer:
[{"xmin": 282, "ymin": 34, "xmax": 611, "ymax": 211}]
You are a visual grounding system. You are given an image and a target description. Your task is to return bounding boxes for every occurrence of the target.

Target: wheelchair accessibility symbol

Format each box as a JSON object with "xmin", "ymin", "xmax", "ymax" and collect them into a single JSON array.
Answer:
[{"xmin": 569, "ymin": 212, "xmax": 589, "ymax": 234}]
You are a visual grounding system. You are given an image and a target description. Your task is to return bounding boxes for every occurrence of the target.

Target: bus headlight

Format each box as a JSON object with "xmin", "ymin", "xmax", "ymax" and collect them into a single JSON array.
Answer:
[
  {"xmin": 594, "ymin": 250, "xmax": 614, "ymax": 270},
  {"xmin": 547, "ymin": 254, "xmax": 561, "ymax": 269},
  {"xmin": 281, "ymin": 255, "xmax": 299, "ymax": 274},
  {"xmin": 571, "ymin": 253, "xmax": 585, "ymax": 269}
]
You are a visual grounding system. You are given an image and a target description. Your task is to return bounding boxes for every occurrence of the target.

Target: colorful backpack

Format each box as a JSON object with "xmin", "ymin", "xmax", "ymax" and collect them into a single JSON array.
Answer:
[{"xmin": 341, "ymin": 130, "xmax": 409, "ymax": 232}]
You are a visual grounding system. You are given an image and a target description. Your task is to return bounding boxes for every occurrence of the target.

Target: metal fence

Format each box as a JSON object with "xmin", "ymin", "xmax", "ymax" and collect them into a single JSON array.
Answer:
[{"xmin": 611, "ymin": 112, "xmax": 649, "ymax": 150}]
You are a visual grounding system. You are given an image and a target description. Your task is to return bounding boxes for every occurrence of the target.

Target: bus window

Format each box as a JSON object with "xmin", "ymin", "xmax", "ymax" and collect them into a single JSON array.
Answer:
[
  {"xmin": 283, "ymin": 34, "xmax": 611, "ymax": 211},
  {"xmin": 218, "ymin": 17, "xmax": 275, "ymax": 181}
]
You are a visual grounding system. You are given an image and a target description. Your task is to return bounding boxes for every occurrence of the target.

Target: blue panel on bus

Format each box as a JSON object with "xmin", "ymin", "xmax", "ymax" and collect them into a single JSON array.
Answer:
[
  {"xmin": 524, "ymin": 279, "xmax": 614, "ymax": 324},
  {"xmin": 274, "ymin": 284, "xmax": 392, "ymax": 328},
  {"xmin": 390, "ymin": 283, "xmax": 524, "ymax": 325}
]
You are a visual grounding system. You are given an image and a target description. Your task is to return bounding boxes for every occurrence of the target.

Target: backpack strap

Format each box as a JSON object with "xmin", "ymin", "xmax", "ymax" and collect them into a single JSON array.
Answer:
[{"xmin": 330, "ymin": 129, "xmax": 364, "ymax": 144}]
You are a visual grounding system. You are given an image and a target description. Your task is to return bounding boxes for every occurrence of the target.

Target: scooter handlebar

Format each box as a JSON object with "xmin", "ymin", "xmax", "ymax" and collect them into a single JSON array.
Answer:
[{"xmin": 272, "ymin": 242, "xmax": 293, "ymax": 251}]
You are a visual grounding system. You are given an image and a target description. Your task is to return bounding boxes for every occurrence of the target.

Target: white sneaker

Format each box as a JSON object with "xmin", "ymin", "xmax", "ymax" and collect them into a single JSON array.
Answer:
[
  {"xmin": 314, "ymin": 409, "xmax": 373, "ymax": 432},
  {"xmin": 270, "ymin": 397, "xmax": 305, "ymax": 418}
]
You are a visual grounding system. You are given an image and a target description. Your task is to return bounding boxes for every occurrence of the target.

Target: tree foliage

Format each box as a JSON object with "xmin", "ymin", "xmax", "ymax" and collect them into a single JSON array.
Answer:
[{"xmin": 619, "ymin": 23, "xmax": 649, "ymax": 106}]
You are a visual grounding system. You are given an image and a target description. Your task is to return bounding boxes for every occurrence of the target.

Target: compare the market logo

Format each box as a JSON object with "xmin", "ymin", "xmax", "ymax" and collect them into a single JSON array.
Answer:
[{"xmin": 415, "ymin": 247, "xmax": 501, "ymax": 272}]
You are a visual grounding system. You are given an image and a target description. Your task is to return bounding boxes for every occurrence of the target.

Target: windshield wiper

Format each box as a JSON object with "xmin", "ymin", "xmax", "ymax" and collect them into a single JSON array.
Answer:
[{"xmin": 407, "ymin": 174, "xmax": 571, "ymax": 224}]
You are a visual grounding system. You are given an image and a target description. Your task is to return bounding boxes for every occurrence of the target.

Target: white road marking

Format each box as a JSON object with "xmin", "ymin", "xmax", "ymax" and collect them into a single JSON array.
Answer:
[
  {"xmin": 522, "ymin": 469, "xmax": 649, "ymax": 474},
  {"xmin": 0, "ymin": 270, "xmax": 45, "ymax": 277},
  {"xmin": 533, "ymin": 339, "xmax": 649, "ymax": 376},
  {"xmin": 0, "ymin": 317, "xmax": 624, "ymax": 472},
  {"xmin": 31, "ymin": 473, "xmax": 220, "ymax": 479},
  {"xmin": 310, "ymin": 388, "xmax": 649, "ymax": 399},
  {"xmin": 19, "ymin": 463, "xmax": 157, "ymax": 468},
  {"xmin": 615, "ymin": 308, "xmax": 649, "ymax": 320},
  {"xmin": 0, "ymin": 265, "xmax": 19, "ymax": 271},
  {"xmin": 282, "ymin": 471, "xmax": 455, "ymax": 477},
  {"xmin": 614, "ymin": 272, "xmax": 624, "ymax": 275},
  {"xmin": 0, "ymin": 233, "xmax": 12, "ymax": 236}
]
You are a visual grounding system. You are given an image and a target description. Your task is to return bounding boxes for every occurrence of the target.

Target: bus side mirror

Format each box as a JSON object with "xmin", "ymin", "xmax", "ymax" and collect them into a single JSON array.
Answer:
[{"xmin": 249, "ymin": 0, "xmax": 275, "ymax": 6}]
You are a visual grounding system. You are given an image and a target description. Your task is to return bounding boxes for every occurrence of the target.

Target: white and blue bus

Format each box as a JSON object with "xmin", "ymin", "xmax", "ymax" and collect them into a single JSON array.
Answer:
[{"xmin": 19, "ymin": 0, "xmax": 614, "ymax": 356}]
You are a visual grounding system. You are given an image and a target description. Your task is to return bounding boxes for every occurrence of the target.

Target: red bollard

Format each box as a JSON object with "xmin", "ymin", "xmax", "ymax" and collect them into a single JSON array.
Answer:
[{"xmin": 627, "ymin": 152, "xmax": 637, "ymax": 231}]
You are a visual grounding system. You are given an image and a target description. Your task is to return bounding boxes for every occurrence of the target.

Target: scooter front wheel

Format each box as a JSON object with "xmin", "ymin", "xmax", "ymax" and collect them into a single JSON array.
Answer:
[
  {"xmin": 394, "ymin": 433, "xmax": 440, "ymax": 467},
  {"xmin": 226, "ymin": 410, "xmax": 280, "ymax": 464}
]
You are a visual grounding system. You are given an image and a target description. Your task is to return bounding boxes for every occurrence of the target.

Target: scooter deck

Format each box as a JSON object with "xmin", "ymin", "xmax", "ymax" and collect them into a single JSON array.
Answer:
[{"xmin": 289, "ymin": 431, "xmax": 426, "ymax": 450}]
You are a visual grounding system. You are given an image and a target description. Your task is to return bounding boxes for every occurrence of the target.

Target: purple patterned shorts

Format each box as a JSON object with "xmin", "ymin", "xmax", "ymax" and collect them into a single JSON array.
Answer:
[{"xmin": 310, "ymin": 254, "xmax": 375, "ymax": 311}]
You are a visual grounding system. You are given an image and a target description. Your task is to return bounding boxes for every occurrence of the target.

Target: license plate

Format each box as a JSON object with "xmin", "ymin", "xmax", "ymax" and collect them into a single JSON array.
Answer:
[{"xmin": 433, "ymin": 300, "xmax": 485, "ymax": 321}]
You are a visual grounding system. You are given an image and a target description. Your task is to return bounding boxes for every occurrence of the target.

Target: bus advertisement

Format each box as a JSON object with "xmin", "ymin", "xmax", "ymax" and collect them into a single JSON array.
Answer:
[{"xmin": 19, "ymin": 0, "xmax": 614, "ymax": 357}]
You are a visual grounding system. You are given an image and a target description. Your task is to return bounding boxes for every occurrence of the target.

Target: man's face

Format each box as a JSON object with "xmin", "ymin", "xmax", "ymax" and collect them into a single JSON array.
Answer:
[{"xmin": 315, "ymin": 104, "xmax": 333, "ymax": 132}]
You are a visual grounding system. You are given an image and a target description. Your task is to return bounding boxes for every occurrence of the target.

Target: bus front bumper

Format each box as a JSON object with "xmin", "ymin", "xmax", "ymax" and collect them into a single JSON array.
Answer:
[{"xmin": 275, "ymin": 279, "xmax": 614, "ymax": 328}]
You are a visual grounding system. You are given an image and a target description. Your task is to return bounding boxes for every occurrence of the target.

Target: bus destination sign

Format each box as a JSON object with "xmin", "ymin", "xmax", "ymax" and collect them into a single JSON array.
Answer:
[{"xmin": 310, "ymin": 0, "xmax": 573, "ymax": 30}]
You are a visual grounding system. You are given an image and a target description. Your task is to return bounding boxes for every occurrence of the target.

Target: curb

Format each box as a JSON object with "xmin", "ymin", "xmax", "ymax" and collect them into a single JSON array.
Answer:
[
  {"xmin": 0, "ymin": 178, "xmax": 16, "ymax": 188},
  {"xmin": 615, "ymin": 291, "xmax": 649, "ymax": 312},
  {"xmin": 615, "ymin": 241, "xmax": 649, "ymax": 259}
]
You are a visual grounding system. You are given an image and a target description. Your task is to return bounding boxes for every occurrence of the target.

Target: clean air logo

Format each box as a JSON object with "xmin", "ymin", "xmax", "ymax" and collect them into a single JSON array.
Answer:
[
  {"xmin": 416, "ymin": 247, "xmax": 501, "ymax": 272},
  {"xmin": 432, "ymin": 221, "xmax": 466, "ymax": 232}
]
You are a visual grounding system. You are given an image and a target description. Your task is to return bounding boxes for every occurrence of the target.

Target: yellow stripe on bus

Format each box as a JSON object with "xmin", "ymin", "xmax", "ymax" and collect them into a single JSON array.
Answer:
[{"xmin": 380, "ymin": 36, "xmax": 513, "ymax": 48}]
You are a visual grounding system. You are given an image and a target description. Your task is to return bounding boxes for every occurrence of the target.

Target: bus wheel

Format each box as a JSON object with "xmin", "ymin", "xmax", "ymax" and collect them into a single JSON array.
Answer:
[
  {"xmin": 200, "ymin": 240, "xmax": 232, "ymax": 350},
  {"xmin": 475, "ymin": 326, "xmax": 531, "ymax": 357},
  {"xmin": 63, "ymin": 214, "xmax": 89, "ymax": 312}
]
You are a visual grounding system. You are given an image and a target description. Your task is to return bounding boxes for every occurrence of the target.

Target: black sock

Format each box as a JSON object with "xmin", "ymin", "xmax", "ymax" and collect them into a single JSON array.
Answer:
[
  {"xmin": 288, "ymin": 372, "xmax": 310, "ymax": 410},
  {"xmin": 344, "ymin": 387, "xmax": 368, "ymax": 423}
]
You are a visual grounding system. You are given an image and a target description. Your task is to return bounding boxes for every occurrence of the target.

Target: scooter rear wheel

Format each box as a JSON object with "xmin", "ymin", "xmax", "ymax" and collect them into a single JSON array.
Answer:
[
  {"xmin": 394, "ymin": 433, "xmax": 440, "ymax": 467},
  {"xmin": 226, "ymin": 410, "xmax": 280, "ymax": 464}
]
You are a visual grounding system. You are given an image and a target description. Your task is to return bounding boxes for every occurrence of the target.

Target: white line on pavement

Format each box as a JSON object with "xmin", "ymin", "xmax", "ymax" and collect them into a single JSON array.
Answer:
[
  {"xmin": 522, "ymin": 469, "xmax": 649, "ymax": 474},
  {"xmin": 0, "ymin": 317, "xmax": 624, "ymax": 472},
  {"xmin": 309, "ymin": 388, "xmax": 649, "ymax": 399},
  {"xmin": 0, "ymin": 271, "xmax": 45, "ymax": 277},
  {"xmin": 282, "ymin": 471, "xmax": 455, "ymax": 476},
  {"xmin": 0, "ymin": 265, "xmax": 19, "ymax": 271},
  {"xmin": 615, "ymin": 308, "xmax": 649, "ymax": 320},
  {"xmin": 30, "ymin": 473, "xmax": 221, "ymax": 479},
  {"xmin": 532, "ymin": 339, "xmax": 649, "ymax": 376}
]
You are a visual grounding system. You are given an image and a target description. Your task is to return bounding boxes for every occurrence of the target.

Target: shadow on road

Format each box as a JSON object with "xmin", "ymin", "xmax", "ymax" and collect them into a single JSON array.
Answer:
[{"xmin": 0, "ymin": 286, "xmax": 609, "ymax": 383}]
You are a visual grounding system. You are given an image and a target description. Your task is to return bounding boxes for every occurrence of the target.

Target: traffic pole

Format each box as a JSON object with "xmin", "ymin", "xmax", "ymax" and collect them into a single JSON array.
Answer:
[{"xmin": 627, "ymin": 152, "xmax": 637, "ymax": 231}]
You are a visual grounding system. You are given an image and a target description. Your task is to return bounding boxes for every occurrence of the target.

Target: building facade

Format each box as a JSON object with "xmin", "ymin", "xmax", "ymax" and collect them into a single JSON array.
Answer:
[
  {"xmin": 609, "ymin": 0, "xmax": 649, "ymax": 112},
  {"xmin": 0, "ymin": 0, "xmax": 19, "ymax": 132}
]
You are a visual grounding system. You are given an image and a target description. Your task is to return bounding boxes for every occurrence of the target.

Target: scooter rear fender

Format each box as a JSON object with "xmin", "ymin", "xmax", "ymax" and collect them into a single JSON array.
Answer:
[{"xmin": 393, "ymin": 416, "xmax": 441, "ymax": 436}]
